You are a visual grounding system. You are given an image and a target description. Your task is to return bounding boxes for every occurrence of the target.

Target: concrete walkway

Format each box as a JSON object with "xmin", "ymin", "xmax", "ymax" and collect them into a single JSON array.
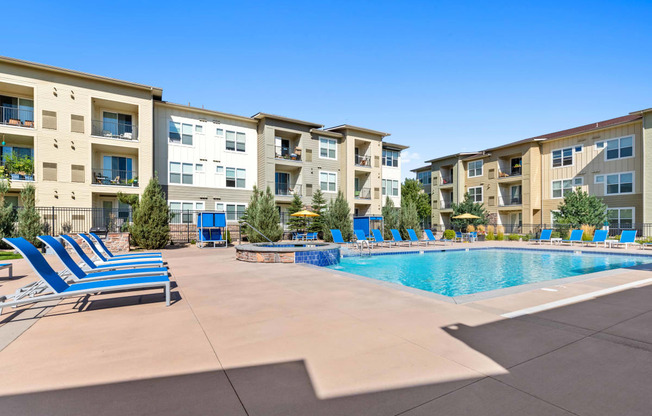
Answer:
[{"xmin": 0, "ymin": 242, "xmax": 651, "ymax": 415}]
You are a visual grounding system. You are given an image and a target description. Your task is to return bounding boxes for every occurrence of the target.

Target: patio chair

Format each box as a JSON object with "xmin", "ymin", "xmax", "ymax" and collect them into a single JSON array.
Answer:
[
  {"xmin": 407, "ymin": 229, "xmax": 428, "ymax": 246},
  {"xmin": 454, "ymin": 231, "xmax": 464, "ymax": 242},
  {"xmin": 77, "ymin": 233, "xmax": 163, "ymax": 263},
  {"xmin": 354, "ymin": 229, "xmax": 375, "ymax": 249},
  {"xmin": 561, "ymin": 229, "xmax": 583, "ymax": 246},
  {"xmin": 530, "ymin": 229, "xmax": 553, "ymax": 245},
  {"xmin": 61, "ymin": 235, "xmax": 164, "ymax": 271},
  {"xmin": 89, "ymin": 232, "xmax": 162, "ymax": 258},
  {"xmin": 78, "ymin": 234, "xmax": 164, "ymax": 265},
  {"xmin": 330, "ymin": 229, "xmax": 354, "ymax": 247},
  {"xmin": 581, "ymin": 230, "xmax": 608, "ymax": 247},
  {"xmin": 372, "ymin": 229, "xmax": 394, "ymax": 247},
  {"xmin": 0, "ymin": 237, "xmax": 171, "ymax": 314},
  {"xmin": 38, "ymin": 236, "xmax": 168, "ymax": 282},
  {"xmin": 424, "ymin": 229, "xmax": 452, "ymax": 245},
  {"xmin": 390, "ymin": 229, "xmax": 411, "ymax": 247},
  {"xmin": 305, "ymin": 232, "xmax": 318, "ymax": 241},
  {"xmin": 612, "ymin": 230, "xmax": 637, "ymax": 249}
]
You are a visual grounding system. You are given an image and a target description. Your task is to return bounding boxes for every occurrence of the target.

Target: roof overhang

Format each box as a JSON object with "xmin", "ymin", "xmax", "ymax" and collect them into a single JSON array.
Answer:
[
  {"xmin": 310, "ymin": 128, "xmax": 343, "ymax": 138},
  {"xmin": 424, "ymin": 152, "xmax": 480, "ymax": 164},
  {"xmin": 252, "ymin": 112, "xmax": 323, "ymax": 128},
  {"xmin": 382, "ymin": 141, "xmax": 408, "ymax": 151},
  {"xmin": 325, "ymin": 124, "xmax": 390, "ymax": 137},
  {"xmin": 157, "ymin": 101, "xmax": 256, "ymax": 124},
  {"xmin": 410, "ymin": 165, "xmax": 431, "ymax": 173}
]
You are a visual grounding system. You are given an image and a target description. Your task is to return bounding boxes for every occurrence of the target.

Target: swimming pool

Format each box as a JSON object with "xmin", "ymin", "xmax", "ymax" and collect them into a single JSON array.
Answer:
[{"xmin": 326, "ymin": 248, "xmax": 652, "ymax": 297}]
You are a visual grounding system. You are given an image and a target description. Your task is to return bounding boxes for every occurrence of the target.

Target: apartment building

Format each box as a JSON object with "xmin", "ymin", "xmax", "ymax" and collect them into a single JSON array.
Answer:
[
  {"xmin": 422, "ymin": 110, "xmax": 652, "ymax": 235},
  {"xmin": 154, "ymin": 102, "xmax": 257, "ymax": 224},
  {"xmin": 381, "ymin": 142, "xmax": 408, "ymax": 208},
  {"xmin": 0, "ymin": 56, "xmax": 159, "ymax": 217}
]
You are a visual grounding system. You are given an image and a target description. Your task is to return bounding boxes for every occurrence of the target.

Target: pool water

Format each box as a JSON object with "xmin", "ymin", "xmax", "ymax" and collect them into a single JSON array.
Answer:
[{"xmin": 327, "ymin": 249, "xmax": 652, "ymax": 297}]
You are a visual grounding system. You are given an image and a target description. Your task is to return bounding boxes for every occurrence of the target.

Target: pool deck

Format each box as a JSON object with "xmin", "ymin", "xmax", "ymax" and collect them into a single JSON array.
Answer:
[{"xmin": 1, "ymin": 241, "xmax": 651, "ymax": 415}]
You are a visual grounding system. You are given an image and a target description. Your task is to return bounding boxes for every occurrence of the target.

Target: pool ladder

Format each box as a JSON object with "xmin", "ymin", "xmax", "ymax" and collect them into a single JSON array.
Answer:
[{"xmin": 358, "ymin": 240, "xmax": 371, "ymax": 256}]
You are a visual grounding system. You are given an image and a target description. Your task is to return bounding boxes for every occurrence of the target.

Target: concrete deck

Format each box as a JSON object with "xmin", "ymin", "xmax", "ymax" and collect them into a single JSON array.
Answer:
[{"xmin": 1, "ymin": 241, "xmax": 651, "ymax": 415}]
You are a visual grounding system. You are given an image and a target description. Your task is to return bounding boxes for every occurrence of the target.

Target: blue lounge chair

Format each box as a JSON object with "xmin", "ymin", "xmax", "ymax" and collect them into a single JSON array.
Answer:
[
  {"xmin": 390, "ymin": 229, "xmax": 411, "ymax": 247},
  {"xmin": 581, "ymin": 229, "xmax": 608, "ymax": 247},
  {"xmin": 1, "ymin": 237, "xmax": 171, "ymax": 314},
  {"xmin": 424, "ymin": 229, "xmax": 452, "ymax": 245},
  {"xmin": 38, "ymin": 236, "xmax": 168, "ymax": 282},
  {"xmin": 612, "ymin": 230, "xmax": 637, "ymax": 249},
  {"xmin": 330, "ymin": 229, "xmax": 353, "ymax": 247},
  {"xmin": 78, "ymin": 234, "xmax": 162, "ymax": 264},
  {"xmin": 61, "ymin": 235, "xmax": 164, "ymax": 271},
  {"xmin": 372, "ymin": 229, "xmax": 393, "ymax": 247},
  {"xmin": 354, "ymin": 229, "xmax": 375, "ymax": 248},
  {"xmin": 530, "ymin": 229, "xmax": 553, "ymax": 245},
  {"xmin": 561, "ymin": 229, "xmax": 583, "ymax": 246},
  {"xmin": 407, "ymin": 229, "xmax": 427, "ymax": 246},
  {"xmin": 89, "ymin": 232, "xmax": 162, "ymax": 258}
]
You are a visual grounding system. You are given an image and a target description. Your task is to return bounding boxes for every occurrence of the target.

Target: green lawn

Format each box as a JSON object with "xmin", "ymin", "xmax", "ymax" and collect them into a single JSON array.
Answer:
[{"xmin": 0, "ymin": 251, "xmax": 22, "ymax": 260}]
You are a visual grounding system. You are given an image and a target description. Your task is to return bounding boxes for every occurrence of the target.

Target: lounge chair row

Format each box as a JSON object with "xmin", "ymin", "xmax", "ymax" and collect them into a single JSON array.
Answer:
[
  {"xmin": 331, "ymin": 228, "xmax": 454, "ymax": 248},
  {"xmin": 531, "ymin": 229, "xmax": 638, "ymax": 248},
  {"xmin": 0, "ymin": 233, "xmax": 169, "ymax": 315}
]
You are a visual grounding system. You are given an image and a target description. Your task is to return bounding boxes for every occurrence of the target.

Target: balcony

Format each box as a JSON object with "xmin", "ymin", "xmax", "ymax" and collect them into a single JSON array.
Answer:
[
  {"xmin": 275, "ymin": 183, "xmax": 302, "ymax": 197},
  {"xmin": 440, "ymin": 176, "xmax": 453, "ymax": 186},
  {"xmin": 1, "ymin": 106, "xmax": 34, "ymax": 128},
  {"xmin": 355, "ymin": 188, "xmax": 371, "ymax": 199},
  {"xmin": 92, "ymin": 168, "xmax": 139, "ymax": 187},
  {"xmin": 440, "ymin": 200, "xmax": 453, "ymax": 209},
  {"xmin": 499, "ymin": 196, "xmax": 522, "ymax": 207},
  {"xmin": 275, "ymin": 146, "xmax": 301, "ymax": 162},
  {"xmin": 91, "ymin": 119, "xmax": 138, "ymax": 140},
  {"xmin": 355, "ymin": 154, "xmax": 371, "ymax": 167}
]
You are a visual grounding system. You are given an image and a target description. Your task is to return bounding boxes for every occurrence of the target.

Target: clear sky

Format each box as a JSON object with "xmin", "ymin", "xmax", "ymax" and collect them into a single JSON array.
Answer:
[{"xmin": 3, "ymin": 0, "xmax": 651, "ymax": 179}]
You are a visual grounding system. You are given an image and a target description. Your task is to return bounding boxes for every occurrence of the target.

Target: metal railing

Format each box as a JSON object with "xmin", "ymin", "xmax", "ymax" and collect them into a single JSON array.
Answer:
[
  {"xmin": 91, "ymin": 120, "xmax": 138, "ymax": 140},
  {"xmin": 355, "ymin": 154, "xmax": 371, "ymax": 166},
  {"xmin": 500, "ymin": 197, "xmax": 522, "ymax": 206},
  {"xmin": 1, "ymin": 106, "xmax": 34, "ymax": 128},
  {"xmin": 440, "ymin": 176, "xmax": 453, "ymax": 185},
  {"xmin": 238, "ymin": 221, "xmax": 272, "ymax": 243},
  {"xmin": 275, "ymin": 146, "xmax": 301, "ymax": 161},
  {"xmin": 92, "ymin": 169, "xmax": 139, "ymax": 187},
  {"xmin": 355, "ymin": 188, "xmax": 371, "ymax": 199},
  {"xmin": 440, "ymin": 201, "xmax": 453, "ymax": 209},
  {"xmin": 275, "ymin": 184, "xmax": 302, "ymax": 197},
  {"xmin": 33, "ymin": 206, "xmax": 132, "ymax": 235}
]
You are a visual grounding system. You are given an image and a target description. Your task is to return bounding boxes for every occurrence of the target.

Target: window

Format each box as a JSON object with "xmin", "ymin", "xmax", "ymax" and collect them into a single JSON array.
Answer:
[
  {"xmin": 225, "ymin": 131, "xmax": 246, "ymax": 152},
  {"xmin": 595, "ymin": 175, "xmax": 604, "ymax": 183},
  {"xmin": 607, "ymin": 207, "xmax": 634, "ymax": 228},
  {"xmin": 195, "ymin": 125, "xmax": 203, "ymax": 133},
  {"xmin": 382, "ymin": 179, "xmax": 386, "ymax": 195},
  {"xmin": 606, "ymin": 172, "xmax": 633, "ymax": 195},
  {"xmin": 216, "ymin": 166, "xmax": 224, "ymax": 174},
  {"xmin": 391, "ymin": 180, "xmax": 399, "ymax": 196},
  {"xmin": 468, "ymin": 160, "xmax": 483, "ymax": 177},
  {"xmin": 603, "ymin": 136, "xmax": 633, "ymax": 160},
  {"xmin": 468, "ymin": 186, "xmax": 482, "ymax": 202},
  {"xmin": 226, "ymin": 204, "xmax": 246, "ymax": 221},
  {"xmin": 226, "ymin": 168, "xmax": 246, "ymax": 188},
  {"xmin": 319, "ymin": 138, "xmax": 337, "ymax": 159},
  {"xmin": 320, "ymin": 171, "xmax": 337, "ymax": 192},
  {"xmin": 216, "ymin": 128, "xmax": 224, "ymax": 137},
  {"xmin": 102, "ymin": 156, "xmax": 134, "ymax": 184},
  {"xmin": 169, "ymin": 162, "xmax": 193, "ymax": 184},
  {"xmin": 215, "ymin": 203, "xmax": 224, "ymax": 211},
  {"xmin": 552, "ymin": 147, "xmax": 573, "ymax": 167},
  {"xmin": 195, "ymin": 164, "xmax": 204, "ymax": 172},
  {"xmin": 195, "ymin": 202, "xmax": 204, "ymax": 210},
  {"xmin": 575, "ymin": 145, "xmax": 583, "ymax": 153},
  {"xmin": 169, "ymin": 202, "xmax": 194, "ymax": 224},
  {"xmin": 573, "ymin": 177, "xmax": 583, "ymax": 186},
  {"xmin": 552, "ymin": 179, "xmax": 573, "ymax": 198},
  {"xmin": 169, "ymin": 121, "xmax": 193, "ymax": 145},
  {"xmin": 103, "ymin": 112, "xmax": 133, "ymax": 138},
  {"xmin": 169, "ymin": 162, "xmax": 180, "ymax": 183},
  {"xmin": 382, "ymin": 150, "xmax": 399, "ymax": 167},
  {"xmin": 417, "ymin": 171, "xmax": 431, "ymax": 185},
  {"xmin": 275, "ymin": 172, "xmax": 290, "ymax": 195},
  {"xmin": 510, "ymin": 185, "xmax": 522, "ymax": 204}
]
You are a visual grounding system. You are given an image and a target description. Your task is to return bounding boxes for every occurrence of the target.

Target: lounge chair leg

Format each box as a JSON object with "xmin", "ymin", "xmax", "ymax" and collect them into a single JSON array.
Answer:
[{"xmin": 165, "ymin": 283, "xmax": 170, "ymax": 306}]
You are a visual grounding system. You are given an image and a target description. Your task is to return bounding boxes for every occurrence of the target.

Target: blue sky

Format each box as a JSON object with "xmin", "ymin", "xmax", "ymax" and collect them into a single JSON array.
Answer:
[{"xmin": 3, "ymin": 0, "xmax": 651, "ymax": 179}]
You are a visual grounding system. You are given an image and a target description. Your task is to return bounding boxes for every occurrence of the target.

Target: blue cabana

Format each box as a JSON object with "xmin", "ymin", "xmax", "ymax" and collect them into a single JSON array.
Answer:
[
  {"xmin": 353, "ymin": 216, "xmax": 383, "ymax": 238},
  {"xmin": 197, "ymin": 212, "xmax": 227, "ymax": 248}
]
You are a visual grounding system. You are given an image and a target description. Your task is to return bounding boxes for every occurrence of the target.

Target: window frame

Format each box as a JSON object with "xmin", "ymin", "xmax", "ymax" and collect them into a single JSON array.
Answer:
[
  {"xmin": 169, "ymin": 121, "xmax": 193, "ymax": 146},
  {"xmin": 467, "ymin": 160, "xmax": 483, "ymax": 178},
  {"xmin": 604, "ymin": 171, "xmax": 634, "ymax": 195},
  {"xmin": 606, "ymin": 207, "xmax": 635, "ymax": 228},
  {"xmin": 467, "ymin": 186, "xmax": 483, "ymax": 203},
  {"xmin": 382, "ymin": 149, "xmax": 400, "ymax": 167},
  {"xmin": 319, "ymin": 171, "xmax": 337, "ymax": 193},
  {"xmin": 551, "ymin": 179, "xmax": 574, "ymax": 199},
  {"xmin": 319, "ymin": 137, "xmax": 337, "ymax": 160},
  {"xmin": 551, "ymin": 146, "xmax": 574, "ymax": 168},
  {"xmin": 225, "ymin": 167, "xmax": 246, "ymax": 188},
  {"xmin": 225, "ymin": 130, "xmax": 247, "ymax": 153},
  {"xmin": 600, "ymin": 135, "xmax": 634, "ymax": 161}
]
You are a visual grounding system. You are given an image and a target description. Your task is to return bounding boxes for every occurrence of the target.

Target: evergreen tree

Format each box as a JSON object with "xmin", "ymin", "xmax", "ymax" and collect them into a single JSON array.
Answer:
[
  {"xmin": 0, "ymin": 170, "xmax": 16, "ymax": 245},
  {"xmin": 323, "ymin": 191, "xmax": 352, "ymax": 242},
  {"xmin": 248, "ymin": 186, "xmax": 283, "ymax": 242},
  {"xmin": 399, "ymin": 199, "xmax": 421, "ymax": 239},
  {"xmin": 451, "ymin": 193, "xmax": 489, "ymax": 230},
  {"xmin": 401, "ymin": 179, "xmax": 431, "ymax": 224},
  {"xmin": 308, "ymin": 188, "xmax": 327, "ymax": 234},
  {"xmin": 287, "ymin": 192, "xmax": 305, "ymax": 232},
  {"xmin": 381, "ymin": 196, "xmax": 399, "ymax": 239},
  {"xmin": 553, "ymin": 188, "xmax": 607, "ymax": 227},
  {"xmin": 17, "ymin": 184, "xmax": 41, "ymax": 246},
  {"xmin": 240, "ymin": 185, "xmax": 260, "ymax": 238},
  {"xmin": 130, "ymin": 177, "xmax": 170, "ymax": 249}
]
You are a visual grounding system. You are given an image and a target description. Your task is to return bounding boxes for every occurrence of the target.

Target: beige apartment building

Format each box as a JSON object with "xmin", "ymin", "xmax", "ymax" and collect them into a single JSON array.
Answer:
[{"xmin": 423, "ymin": 111, "xmax": 652, "ymax": 235}]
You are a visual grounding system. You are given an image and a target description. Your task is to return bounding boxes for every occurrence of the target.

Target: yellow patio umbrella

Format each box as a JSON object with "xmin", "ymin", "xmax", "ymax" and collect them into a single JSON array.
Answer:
[
  {"xmin": 452, "ymin": 213, "xmax": 480, "ymax": 219},
  {"xmin": 290, "ymin": 210, "xmax": 320, "ymax": 234}
]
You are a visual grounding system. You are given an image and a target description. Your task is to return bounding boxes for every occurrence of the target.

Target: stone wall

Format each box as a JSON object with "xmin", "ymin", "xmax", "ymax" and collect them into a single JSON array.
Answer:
[
  {"xmin": 65, "ymin": 232, "xmax": 131, "ymax": 255},
  {"xmin": 235, "ymin": 250, "xmax": 295, "ymax": 263}
]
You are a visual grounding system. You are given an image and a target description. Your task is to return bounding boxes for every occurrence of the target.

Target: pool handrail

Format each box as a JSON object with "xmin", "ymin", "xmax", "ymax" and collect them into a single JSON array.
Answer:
[{"xmin": 530, "ymin": 229, "xmax": 553, "ymax": 245}]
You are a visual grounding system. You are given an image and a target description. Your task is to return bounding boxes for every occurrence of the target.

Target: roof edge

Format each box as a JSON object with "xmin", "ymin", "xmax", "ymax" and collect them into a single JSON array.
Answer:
[{"xmin": 252, "ymin": 112, "xmax": 323, "ymax": 128}]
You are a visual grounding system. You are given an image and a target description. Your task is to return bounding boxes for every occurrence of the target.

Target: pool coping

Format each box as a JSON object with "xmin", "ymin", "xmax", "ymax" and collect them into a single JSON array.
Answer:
[
  {"xmin": 235, "ymin": 242, "xmax": 340, "ymax": 253},
  {"xmin": 314, "ymin": 246, "xmax": 652, "ymax": 304}
]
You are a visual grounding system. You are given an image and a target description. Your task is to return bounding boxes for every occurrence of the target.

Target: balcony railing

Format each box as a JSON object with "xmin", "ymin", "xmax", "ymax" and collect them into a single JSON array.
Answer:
[
  {"xmin": 275, "ymin": 146, "xmax": 301, "ymax": 161},
  {"xmin": 91, "ymin": 120, "xmax": 138, "ymax": 140},
  {"xmin": 355, "ymin": 188, "xmax": 371, "ymax": 199},
  {"xmin": 355, "ymin": 154, "xmax": 371, "ymax": 167},
  {"xmin": 92, "ymin": 168, "xmax": 139, "ymax": 187},
  {"xmin": 500, "ymin": 196, "xmax": 522, "ymax": 206},
  {"xmin": 275, "ymin": 184, "xmax": 302, "ymax": 196},
  {"xmin": 441, "ymin": 201, "xmax": 453, "ymax": 209},
  {"xmin": 440, "ymin": 176, "xmax": 453, "ymax": 185},
  {"xmin": 1, "ymin": 106, "xmax": 34, "ymax": 128}
]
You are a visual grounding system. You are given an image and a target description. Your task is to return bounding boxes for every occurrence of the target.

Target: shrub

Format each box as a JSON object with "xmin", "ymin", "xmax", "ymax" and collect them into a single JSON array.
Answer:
[
  {"xmin": 486, "ymin": 231, "xmax": 495, "ymax": 240},
  {"xmin": 443, "ymin": 229, "xmax": 456, "ymax": 240},
  {"xmin": 476, "ymin": 224, "xmax": 485, "ymax": 234},
  {"xmin": 61, "ymin": 221, "xmax": 73, "ymax": 233},
  {"xmin": 551, "ymin": 231, "xmax": 561, "ymax": 239},
  {"xmin": 17, "ymin": 185, "xmax": 41, "ymax": 246},
  {"xmin": 508, "ymin": 234, "xmax": 520, "ymax": 241},
  {"xmin": 382, "ymin": 196, "xmax": 400, "ymax": 239},
  {"xmin": 486, "ymin": 224, "xmax": 495, "ymax": 234},
  {"xmin": 190, "ymin": 239, "xmax": 196, "ymax": 245},
  {"xmin": 467, "ymin": 224, "xmax": 475, "ymax": 232},
  {"xmin": 130, "ymin": 177, "xmax": 171, "ymax": 249},
  {"xmin": 496, "ymin": 225, "xmax": 505, "ymax": 241},
  {"xmin": 523, "ymin": 233, "xmax": 533, "ymax": 242},
  {"xmin": 323, "ymin": 191, "xmax": 352, "ymax": 242},
  {"xmin": 580, "ymin": 224, "xmax": 595, "ymax": 241}
]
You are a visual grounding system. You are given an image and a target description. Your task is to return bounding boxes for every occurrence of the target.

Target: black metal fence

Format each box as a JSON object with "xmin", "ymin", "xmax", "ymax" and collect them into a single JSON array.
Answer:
[{"xmin": 36, "ymin": 206, "xmax": 133, "ymax": 235}]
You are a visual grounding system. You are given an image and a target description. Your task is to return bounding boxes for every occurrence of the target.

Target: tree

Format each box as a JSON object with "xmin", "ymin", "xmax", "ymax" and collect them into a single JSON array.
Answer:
[
  {"xmin": 399, "ymin": 199, "xmax": 421, "ymax": 239},
  {"xmin": 553, "ymin": 188, "xmax": 607, "ymax": 227},
  {"xmin": 130, "ymin": 177, "xmax": 170, "ymax": 249},
  {"xmin": 308, "ymin": 189, "xmax": 327, "ymax": 234},
  {"xmin": 381, "ymin": 196, "xmax": 399, "ymax": 239},
  {"xmin": 0, "ymin": 169, "xmax": 16, "ymax": 245},
  {"xmin": 450, "ymin": 193, "xmax": 489, "ymax": 230},
  {"xmin": 401, "ymin": 179, "xmax": 431, "ymax": 225},
  {"xmin": 17, "ymin": 184, "xmax": 41, "ymax": 246},
  {"xmin": 323, "ymin": 191, "xmax": 352, "ymax": 242},
  {"xmin": 242, "ymin": 186, "xmax": 283, "ymax": 242},
  {"xmin": 287, "ymin": 192, "xmax": 305, "ymax": 232}
]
